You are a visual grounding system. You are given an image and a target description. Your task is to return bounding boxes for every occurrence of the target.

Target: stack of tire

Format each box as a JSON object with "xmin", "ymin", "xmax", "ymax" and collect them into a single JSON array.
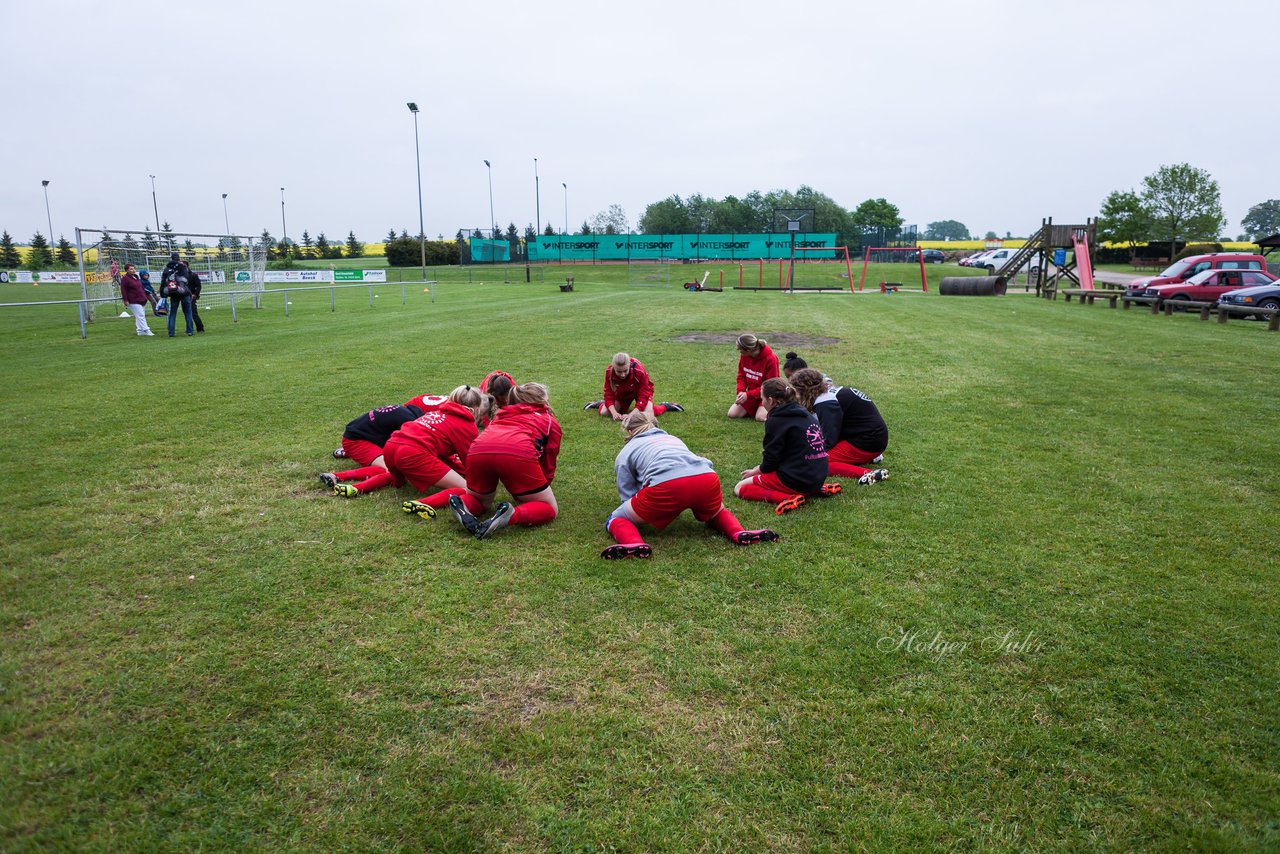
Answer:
[{"xmin": 939, "ymin": 276, "xmax": 1006, "ymax": 296}]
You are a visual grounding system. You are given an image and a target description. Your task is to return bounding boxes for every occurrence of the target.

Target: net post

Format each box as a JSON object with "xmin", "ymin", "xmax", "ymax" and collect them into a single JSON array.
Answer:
[
  {"xmin": 401, "ymin": 282, "xmax": 406, "ymax": 305},
  {"xmin": 284, "ymin": 289, "xmax": 289, "ymax": 316},
  {"xmin": 330, "ymin": 287, "xmax": 335, "ymax": 312},
  {"xmin": 77, "ymin": 300, "xmax": 87, "ymax": 338},
  {"xmin": 368, "ymin": 284, "xmax": 373, "ymax": 307},
  {"xmin": 230, "ymin": 292, "xmax": 237, "ymax": 322}
]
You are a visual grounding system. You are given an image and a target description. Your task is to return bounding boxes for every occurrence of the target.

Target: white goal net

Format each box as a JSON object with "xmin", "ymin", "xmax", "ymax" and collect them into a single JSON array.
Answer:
[{"xmin": 77, "ymin": 228, "xmax": 267, "ymax": 320}]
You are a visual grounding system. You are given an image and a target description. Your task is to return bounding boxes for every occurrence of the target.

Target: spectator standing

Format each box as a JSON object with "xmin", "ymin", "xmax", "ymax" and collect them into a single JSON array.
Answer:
[{"xmin": 118, "ymin": 263, "xmax": 154, "ymax": 337}]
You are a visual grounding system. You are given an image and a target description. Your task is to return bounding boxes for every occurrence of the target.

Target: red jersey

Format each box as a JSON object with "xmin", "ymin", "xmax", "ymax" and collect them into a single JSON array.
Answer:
[
  {"xmin": 469, "ymin": 402, "xmax": 562, "ymax": 483},
  {"xmin": 390, "ymin": 399, "xmax": 478, "ymax": 465},
  {"xmin": 602, "ymin": 358, "xmax": 655, "ymax": 409},
  {"xmin": 404, "ymin": 392, "xmax": 444, "ymax": 411},
  {"xmin": 736, "ymin": 343, "xmax": 779, "ymax": 406}
]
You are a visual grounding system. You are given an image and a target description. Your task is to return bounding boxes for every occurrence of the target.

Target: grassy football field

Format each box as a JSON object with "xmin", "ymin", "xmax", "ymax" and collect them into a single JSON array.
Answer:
[{"xmin": 1, "ymin": 267, "xmax": 1277, "ymax": 850}]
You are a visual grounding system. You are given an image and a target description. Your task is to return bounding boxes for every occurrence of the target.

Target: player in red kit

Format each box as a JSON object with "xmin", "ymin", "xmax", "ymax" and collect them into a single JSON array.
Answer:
[
  {"xmin": 600, "ymin": 410, "xmax": 777, "ymax": 559},
  {"xmin": 423, "ymin": 382, "xmax": 562, "ymax": 539},
  {"xmin": 333, "ymin": 386, "xmax": 485, "ymax": 501},
  {"xmin": 583, "ymin": 352, "xmax": 683, "ymax": 420},
  {"xmin": 727, "ymin": 333, "xmax": 779, "ymax": 422},
  {"xmin": 319, "ymin": 401, "xmax": 425, "ymax": 495}
]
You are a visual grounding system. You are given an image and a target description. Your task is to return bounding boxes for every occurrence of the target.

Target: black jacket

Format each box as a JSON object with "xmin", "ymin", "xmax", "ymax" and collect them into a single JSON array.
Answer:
[
  {"xmin": 760, "ymin": 401, "xmax": 828, "ymax": 494},
  {"xmin": 343, "ymin": 404, "xmax": 424, "ymax": 446},
  {"xmin": 814, "ymin": 386, "xmax": 888, "ymax": 454}
]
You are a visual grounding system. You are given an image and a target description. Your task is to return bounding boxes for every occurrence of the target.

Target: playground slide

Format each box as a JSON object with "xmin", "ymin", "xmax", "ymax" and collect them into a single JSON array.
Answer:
[{"xmin": 1072, "ymin": 232, "xmax": 1095, "ymax": 290}]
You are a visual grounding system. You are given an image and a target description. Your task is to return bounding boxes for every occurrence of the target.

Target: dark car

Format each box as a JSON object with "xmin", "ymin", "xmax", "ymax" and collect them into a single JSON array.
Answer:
[
  {"xmin": 906, "ymin": 249, "xmax": 946, "ymax": 264},
  {"xmin": 1218, "ymin": 279, "xmax": 1280, "ymax": 314}
]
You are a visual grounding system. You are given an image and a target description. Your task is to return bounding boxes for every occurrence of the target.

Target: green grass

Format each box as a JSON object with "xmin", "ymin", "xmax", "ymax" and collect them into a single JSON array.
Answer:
[{"xmin": 2, "ymin": 267, "xmax": 1278, "ymax": 851}]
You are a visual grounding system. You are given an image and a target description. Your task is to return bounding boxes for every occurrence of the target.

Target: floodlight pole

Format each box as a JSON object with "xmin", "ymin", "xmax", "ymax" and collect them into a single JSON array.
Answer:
[
  {"xmin": 484, "ymin": 160, "xmax": 495, "ymax": 242},
  {"xmin": 534, "ymin": 157, "xmax": 541, "ymax": 235},
  {"xmin": 280, "ymin": 187, "xmax": 288, "ymax": 256},
  {"xmin": 562, "ymin": 182, "xmax": 568, "ymax": 237},
  {"xmin": 149, "ymin": 175, "xmax": 160, "ymax": 233},
  {"xmin": 41, "ymin": 180, "xmax": 53, "ymax": 250},
  {"xmin": 408, "ymin": 102, "xmax": 427, "ymax": 288},
  {"xmin": 221, "ymin": 193, "xmax": 230, "ymax": 234}
]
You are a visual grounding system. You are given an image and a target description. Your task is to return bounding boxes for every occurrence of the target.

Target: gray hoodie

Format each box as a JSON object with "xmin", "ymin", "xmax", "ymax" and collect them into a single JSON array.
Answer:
[{"xmin": 614, "ymin": 428, "xmax": 715, "ymax": 501}]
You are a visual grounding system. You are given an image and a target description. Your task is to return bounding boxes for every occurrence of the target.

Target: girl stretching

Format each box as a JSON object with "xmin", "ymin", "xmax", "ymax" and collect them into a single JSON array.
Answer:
[
  {"xmin": 320, "ymin": 402, "xmax": 425, "ymax": 494},
  {"xmin": 601, "ymin": 411, "xmax": 777, "ymax": 560},
  {"xmin": 334, "ymin": 386, "xmax": 484, "ymax": 500},
  {"xmin": 425, "ymin": 382, "xmax": 563, "ymax": 540},
  {"xmin": 789, "ymin": 368, "xmax": 889, "ymax": 485},
  {"xmin": 727, "ymin": 333, "xmax": 780, "ymax": 422},
  {"xmin": 734, "ymin": 378, "xmax": 841, "ymax": 514}
]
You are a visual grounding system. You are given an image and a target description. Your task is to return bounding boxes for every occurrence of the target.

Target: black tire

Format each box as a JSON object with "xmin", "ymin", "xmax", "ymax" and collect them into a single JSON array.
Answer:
[{"xmin": 1257, "ymin": 298, "xmax": 1280, "ymax": 311}]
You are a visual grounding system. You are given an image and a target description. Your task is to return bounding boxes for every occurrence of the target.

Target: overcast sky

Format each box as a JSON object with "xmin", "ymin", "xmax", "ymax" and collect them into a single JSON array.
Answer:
[{"xmin": 2, "ymin": 0, "xmax": 1274, "ymax": 246}]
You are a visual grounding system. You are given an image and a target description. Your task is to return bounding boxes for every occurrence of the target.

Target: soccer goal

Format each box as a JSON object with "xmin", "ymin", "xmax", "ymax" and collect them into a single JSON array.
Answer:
[
  {"xmin": 76, "ymin": 227, "xmax": 268, "ymax": 320},
  {"xmin": 857, "ymin": 246, "xmax": 929, "ymax": 293},
  {"xmin": 788, "ymin": 246, "xmax": 856, "ymax": 292},
  {"xmin": 627, "ymin": 261, "xmax": 672, "ymax": 287}
]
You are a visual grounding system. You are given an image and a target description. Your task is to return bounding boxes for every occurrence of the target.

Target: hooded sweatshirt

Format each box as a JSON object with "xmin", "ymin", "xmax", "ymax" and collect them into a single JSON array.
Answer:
[
  {"xmin": 736, "ymin": 344, "xmax": 780, "ymax": 407},
  {"xmin": 760, "ymin": 400, "xmax": 828, "ymax": 494}
]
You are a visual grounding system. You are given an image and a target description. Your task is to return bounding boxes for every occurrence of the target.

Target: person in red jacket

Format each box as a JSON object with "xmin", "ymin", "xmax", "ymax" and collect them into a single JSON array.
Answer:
[
  {"xmin": 583, "ymin": 353, "xmax": 683, "ymax": 420},
  {"xmin": 118, "ymin": 264, "xmax": 155, "ymax": 337},
  {"xmin": 418, "ymin": 382, "xmax": 562, "ymax": 539},
  {"xmin": 341, "ymin": 385, "xmax": 486, "ymax": 504},
  {"xmin": 727, "ymin": 333, "xmax": 779, "ymax": 422}
]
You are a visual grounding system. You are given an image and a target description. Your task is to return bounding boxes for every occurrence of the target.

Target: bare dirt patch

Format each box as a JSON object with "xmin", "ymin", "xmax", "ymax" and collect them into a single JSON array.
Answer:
[{"xmin": 671, "ymin": 331, "xmax": 841, "ymax": 347}]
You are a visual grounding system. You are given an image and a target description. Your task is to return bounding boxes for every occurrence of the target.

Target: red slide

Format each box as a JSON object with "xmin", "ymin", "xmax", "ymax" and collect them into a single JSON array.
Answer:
[{"xmin": 1072, "ymin": 232, "xmax": 1095, "ymax": 290}]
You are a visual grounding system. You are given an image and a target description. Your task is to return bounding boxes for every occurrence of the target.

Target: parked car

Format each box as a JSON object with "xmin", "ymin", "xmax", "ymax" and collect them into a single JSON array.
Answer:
[
  {"xmin": 1142, "ymin": 268, "xmax": 1277, "ymax": 305},
  {"xmin": 1217, "ymin": 278, "xmax": 1280, "ymax": 314},
  {"xmin": 961, "ymin": 250, "xmax": 998, "ymax": 269},
  {"xmin": 958, "ymin": 252, "xmax": 988, "ymax": 267},
  {"xmin": 905, "ymin": 249, "xmax": 946, "ymax": 264},
  {"xmin": 1125, "ymin": 252, "xmax": 1269, "ymax": 296},
  {"xmin": 977, "ymin": 247, "xmax": 1050, "ymax": 277}
]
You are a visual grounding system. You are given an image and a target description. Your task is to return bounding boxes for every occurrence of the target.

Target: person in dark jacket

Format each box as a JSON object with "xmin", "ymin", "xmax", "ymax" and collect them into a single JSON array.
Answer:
[
  {"xmin": 159, "ymin": 253, "xmax": 195, "ymax": 337},
  {"xmin": 118, "ymin": 264, "xmax": 154, "ymax": 336},
  {"xmin": 188, "ymin": 266, "xmax": 204, "ymax": 333},
  {"xmin": 734, "ymin": 377, "xmax": 840, "ymax": 514},
  {"xmin": 789, "ymin": 368, "xmax": 889, "ymax": 485}
]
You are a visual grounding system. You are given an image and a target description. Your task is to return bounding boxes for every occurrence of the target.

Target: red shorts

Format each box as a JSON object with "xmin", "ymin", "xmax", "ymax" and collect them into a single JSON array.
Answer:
[
  {"xmin": 630, "ymin": 472, "xmax": 724, "ymax": 529},
  {"xmin": 607, "ymin": 396, "xmax": 644, "ymax": 414},
  {"xmin": 467, "ymin": 453, "xmax": 549, "ymax": 497},
  {"xmin": 752, "ymin": 470, "xmax": 803, "ymax": 497},
  {"xmin": 382, "ymin": 437, "xmax": 453, "ymax": 492},
  {"xmin": 738, "ymin": 397, "xmax": 761, "ymax": 417},
  {"xmin": 829, "ymin": 441, "xmax": 881, "ymax": 466},
  {"xmin": 341, "ymin": 437, "xmax": 384, "ymax": 467}
]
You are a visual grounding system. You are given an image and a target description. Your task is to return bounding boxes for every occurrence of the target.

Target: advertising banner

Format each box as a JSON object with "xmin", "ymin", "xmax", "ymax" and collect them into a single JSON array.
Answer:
[
  {"xmin": 33, "ymin": 271, "xmax": 84, "ymax": 283},
  {"xmin": 333, "ymin": 269, "xmax": 388, "ymax": 282},
  {"xmin": 263, "ymin": 270, "xmax": 335, "ymax": 283}
]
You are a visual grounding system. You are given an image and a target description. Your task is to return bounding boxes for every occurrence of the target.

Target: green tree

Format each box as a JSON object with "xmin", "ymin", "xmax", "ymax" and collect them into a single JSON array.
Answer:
[
  {"xmin": 345, "ymin": 231, "xmax": 364, "ymax": 258},
  {"xmin": 543, "ymin": 223, "xmax": 557, "ymax": 236},
  {"xmin": 160, "ymin": 221, "xmax": 175, "ymax": 251},
  {"xmin": 315, "ymin": 232, "xmax": 339, "ymax": 259},
  {"xmin": 1140, "ymin": 163, "xmax": 1226, "ymax": 252},
  {"xmin": 924, "ymin": 220, "xmax": 970, "ymax": 240},
  {"xmin": 984, "ymin": 230, "xmax": 998, "ymax": 240},
  {"xmin": 385, "ymin": 228, "xmax": 398, "ymax": 243},
  {"xmin": 850, "ymin": 198, "xmax": 904, "ymax": 234},
  {"xmin": 708, "ymin": 195, "xmax": 763, "ymax": 232},
  {"xmin": 299, "ymin": 230, "xmax": 314, "ymax": 259},
  {"xmin": 28, "ymin": 232, "xmax": 53, "ymax": 267},
  {"xmin": 142, "ymin": 227, "xmax": 158, "ymax": 251},
  {"xmin": 523, "ymin": 224, "xmax": 538, "ymax": 241},
  {"xmin": 1241, "ymin": 200, "xmax": 1280, "ymax": 240},
  {"xmin": 579, "ymin": 220, "xmax": 592, "ymax": 235},
  {"xmin": 0, "ymin": 230, "xmax": 21, "ymax": 267},
  {"xmin": 1096, "ymin": 189, "xmax": 1151, "ymax": 248},
  {"xmin": 55, "ymin": 235, "xmax": 76, "ymax": 265},
  {"xmin": 589, "ymin": 204, "xmax": 630, "ymax": 235},
  {"xmin": 638, "ymin": 195, "xmax": 693, "ymax": 233},
  {"xmin": 505, "ymin": 223, "xmax": 519, "ymax": 244}
]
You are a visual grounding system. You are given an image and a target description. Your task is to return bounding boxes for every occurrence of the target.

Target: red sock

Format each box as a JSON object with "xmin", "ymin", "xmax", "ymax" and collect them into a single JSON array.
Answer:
[
  {"xmin": 338, "ymin": 466, "xmax": 384, "ymax": 481},
  {"xmin": 706, "ymin": 507, "xmax": 744, "ymax": 540},
  {"xmin": 607, "ymin": 516, "xmax": 644, "ymax": 545},
  {"xmin": 511, "ymin": 501, "xmax": 556, "ymax": 527},
  {"xmin": 652, "ymin": 404, "xmax": 668, "ymax": 417},
  {"xmin": 829, "ymin": 462, "xmax": 872, "ymax": 478},
  {"xmin": 353, "ymin": 470, "xmax": 395, "ymax": 493},
  {"xmin": 737, "ymin": 483, "xmax": 792, "ymax": 503}
]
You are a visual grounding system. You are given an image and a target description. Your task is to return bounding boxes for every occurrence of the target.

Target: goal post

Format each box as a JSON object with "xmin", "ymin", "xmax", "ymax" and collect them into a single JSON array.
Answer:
[
  {"xmin": 857, "ymin": 246, "xmax": 930, "ymax": 293},
  {"xmin": 789, "ymin": 246, "xmax": 855, "ymax": 292},
  {"xmin": 76, "ymin": 227, "xmax": 267, "ymax": 320}
]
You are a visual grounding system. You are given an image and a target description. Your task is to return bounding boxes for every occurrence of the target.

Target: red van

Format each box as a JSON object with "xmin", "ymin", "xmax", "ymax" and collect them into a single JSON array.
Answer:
[{"xmin": 1125, "ymin": 252, "xmax": 1268, "ymax": 296}]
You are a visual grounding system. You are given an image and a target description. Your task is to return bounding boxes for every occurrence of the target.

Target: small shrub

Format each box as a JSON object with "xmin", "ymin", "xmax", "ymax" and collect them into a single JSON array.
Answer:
[
  {"xmin": 1174, "ymin": 242, "xmax": 1223, "ymax": 261},
  {"xmin": 385, "ymin": 238, "xmax": 459, "ymax": 267}
]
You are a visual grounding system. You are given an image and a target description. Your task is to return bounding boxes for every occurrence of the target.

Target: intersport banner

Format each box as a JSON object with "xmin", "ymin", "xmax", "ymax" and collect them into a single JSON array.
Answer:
[{"xmin": 527, "ymin": 233, "xmax": 837, "ymax": 262}]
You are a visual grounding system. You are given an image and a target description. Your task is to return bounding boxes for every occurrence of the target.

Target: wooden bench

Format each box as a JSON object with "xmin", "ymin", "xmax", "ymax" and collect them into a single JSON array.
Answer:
[
  {"xmin": 1129, "ymin": 257, "xmax": 1168, "ymax": 271},
  {"xmin": 1061, "ymin": 288, "xmax": 1124, "ymax": 307},
  {"xmin": 1161, "ymin": 298, "xmax": 1215, "ymax": 316},
  {"xmin": 1121, "ymin": 294, "xmax": 1161, "ymax": 313},
  {"xmin": 1215, "ymin": 303, "xmax": 1280, "ymax": 331}
]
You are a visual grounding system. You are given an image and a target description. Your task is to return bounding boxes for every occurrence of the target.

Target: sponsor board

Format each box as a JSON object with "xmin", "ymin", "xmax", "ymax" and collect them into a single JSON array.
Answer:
[
  {"xmin": 263, "ymin": 270, "xmax": 335, "ymax": 283},
  {"xmin": 333, "ymin": 269, "xmax": 388, "ymax": 282},
  {"xmin": 33, "ymin": 271, "xmax": 85, "ymax": 283}
]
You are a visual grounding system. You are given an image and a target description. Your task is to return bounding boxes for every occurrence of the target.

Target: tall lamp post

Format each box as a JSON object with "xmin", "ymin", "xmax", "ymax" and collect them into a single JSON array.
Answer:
[
  {"xmin": 149, "ymin": 174, "xmax": 161, "ymax": 235},
  {"xmin": 221, "ymin": 193, "xmax": 230, "ymax": 235},
  {"xmin": 41, "ymin": 180, "xmax": 54, "ymax": 248},
  {"xmin": 280, "ymin": 187, "xmax": 288, "ymax": 256},
  {"xmin": 534, "ymin": 157, "xmax": 541, "ymax": 235},
  {"xmin": 407, "ymin": 102, "xmax": 427, "ymax": 284},
  {"xmin": 562, "ymin": 182, "xmax": 568, "ymax": 237},
  {"xmin": 484, "ymin": 160, "xmax": 496, "ymax": 241}
]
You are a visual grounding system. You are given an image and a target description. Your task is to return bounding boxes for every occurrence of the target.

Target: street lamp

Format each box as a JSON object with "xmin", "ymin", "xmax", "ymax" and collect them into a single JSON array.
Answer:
[
  {"xmin": 149, "ymin": 174, "xmax": 160, "ymax": 235},
  {"xmin": 484, "ymin": 159, "xmax": 496, "ymax": 240},
  {"xmin": 280, "ymin": 187, "xmax": 288, "ymax": 255},
  {"xmin": 534, "ymin": 157, "xmax": 541, "ymax": 235},
  {"xmin": 407, "ymin": 102, "xmax": 426, "ymax": 283},
  {"xmin": 562, "ymin": 182, "xmax": 568, "ymax": 237},
  {"xmin": 41, "ymin": 180, "xmax": 53, "ymax": 249},
  {"xmin": 221, "ymin": 193, "xmax": 230, "ymax": 235}
]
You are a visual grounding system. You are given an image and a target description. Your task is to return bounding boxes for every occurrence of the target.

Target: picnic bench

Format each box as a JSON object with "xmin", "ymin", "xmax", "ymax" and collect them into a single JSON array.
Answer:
[
  {"xmin": 1122, "ymin": 294, "xmax": 1162, "ymax": 313},
  {"xmin": 1061, "ymin": 288, "xmax": 1125, "ymax": 307},
  {"xmin": 1129, "ymin": 257, "xmax": 1168, "ymax": 271}
]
